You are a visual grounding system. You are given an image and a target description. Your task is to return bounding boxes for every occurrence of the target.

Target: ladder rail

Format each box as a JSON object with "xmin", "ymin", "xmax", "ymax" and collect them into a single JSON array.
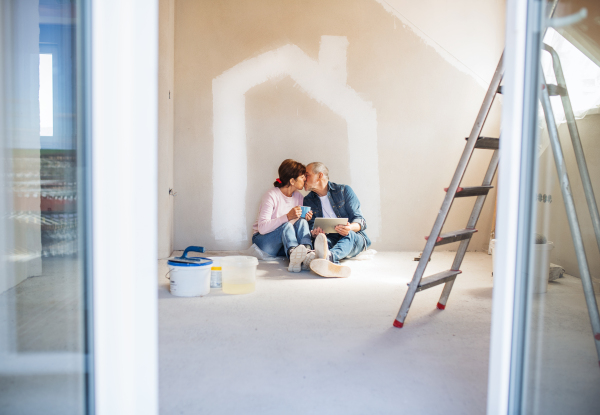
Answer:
[
  {"xmin": 540, "ymin": 72, "xmax": 600, "ymax": 361},
  {"xmin": 543, "ymin": 44, "xmax": 600, "ymax": 253},
  {"xmin": 395, "ymin": 55, "xmax": 504, "ymax": 325}
]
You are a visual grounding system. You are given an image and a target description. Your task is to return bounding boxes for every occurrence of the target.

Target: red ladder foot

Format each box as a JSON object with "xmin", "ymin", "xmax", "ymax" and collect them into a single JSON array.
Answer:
[
  {"xmin": 393, "ymin": 320, "xmax": 404, "ymax": 328},
  {"xmin": 437, "ymin": 302, "xmax": 446, "ymax": 310}
]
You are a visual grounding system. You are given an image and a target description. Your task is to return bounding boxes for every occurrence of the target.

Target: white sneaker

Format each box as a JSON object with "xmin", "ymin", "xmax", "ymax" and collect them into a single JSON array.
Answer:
[
  {"xmin": 314, "ymin": 233, "xmax": 329, "ymax": 259},
  {"xmin": 302, "ymin": 250, "xmax": 316, "ymax": 270},
  {"xmin": 288, "ymin": 245, "xmax": 307, "ymax": 273},
  {"xmin": 309, "ymin": 258, "xmax": 351, "ymax": 278}
]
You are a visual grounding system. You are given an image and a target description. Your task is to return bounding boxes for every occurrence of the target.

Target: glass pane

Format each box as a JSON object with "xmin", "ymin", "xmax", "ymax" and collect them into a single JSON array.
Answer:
[
  {"xmin": 0, "ymin": 1, "xmax": 91, "ymax": 414},
  {"xmin": 520, "ymin": 1, "xmax": 600, "ymax": 413}
]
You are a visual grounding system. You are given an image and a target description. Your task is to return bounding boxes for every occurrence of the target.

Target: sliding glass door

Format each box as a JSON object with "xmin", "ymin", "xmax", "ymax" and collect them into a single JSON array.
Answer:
[
  {"xmin": 0, "ymin": 0, "xmax": 93, "ymax": 413},
  {"xmin": 500, "ymin": 0, "xmax": 600, "ymax": 413}
]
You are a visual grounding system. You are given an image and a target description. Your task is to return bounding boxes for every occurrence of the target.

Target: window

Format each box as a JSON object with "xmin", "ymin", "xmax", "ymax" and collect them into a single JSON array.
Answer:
[{"xmin": 39, "ymin": 53, "xmax": 53, "ymax": 136}]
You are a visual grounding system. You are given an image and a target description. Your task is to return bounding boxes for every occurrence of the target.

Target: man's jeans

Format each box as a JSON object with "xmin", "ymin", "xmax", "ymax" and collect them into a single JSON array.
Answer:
[
  {"xmin": 326, "ymin": 231, "xmax": 366, "ymax": 263},
  {"xmin": 252, "ymin": 219, "xmax": 312, "ymax": 258}
]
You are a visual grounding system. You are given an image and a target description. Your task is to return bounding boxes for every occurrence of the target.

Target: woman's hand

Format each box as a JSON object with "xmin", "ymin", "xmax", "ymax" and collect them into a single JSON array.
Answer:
[
  {"xmin": 311, "ymin": 227, "xmax": 324, "ymax": 237},
  {"xmin": 305, "ymin": 210, "xmax": 313, "ymax": 221},
  {"xmin": 287, "ymin": 206, "xmax": 302, "ymax": 221}
]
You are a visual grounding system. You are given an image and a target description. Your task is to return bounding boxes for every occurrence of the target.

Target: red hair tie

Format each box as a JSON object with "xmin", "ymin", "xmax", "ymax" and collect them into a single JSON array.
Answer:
[{"xmin": 276, "ymin": 178, "xmax": 282, "ymax": 184}]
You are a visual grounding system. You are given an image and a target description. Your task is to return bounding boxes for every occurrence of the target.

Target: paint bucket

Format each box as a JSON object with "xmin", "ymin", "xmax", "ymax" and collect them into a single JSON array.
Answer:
[
  {"xmin": 532, "ymin": 242, "xmax": 554, "ymax": 294},
  {"xmin": 221, "ymin": 256, "xmax": 259, "ymax": 294},
  {"xmin": 167, "ymin": 257, "xmax": 213, "ymax": 297}
]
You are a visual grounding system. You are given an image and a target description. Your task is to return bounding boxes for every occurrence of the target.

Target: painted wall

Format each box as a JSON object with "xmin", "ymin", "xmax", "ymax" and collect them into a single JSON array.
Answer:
[
  {"xmin": 375, "ymin": 0, "xmax": 505, "ymax": 88},
  {"xmin": 158, "ymin": 0, "xmax": 175, "ymax": 259},
  {"xmin": 172, "ymin": 0, "xmax": 505, "ymax": 252},
  {"xmin": 536, "ymin": 114, "xmax": 600, "ymax": 285}
]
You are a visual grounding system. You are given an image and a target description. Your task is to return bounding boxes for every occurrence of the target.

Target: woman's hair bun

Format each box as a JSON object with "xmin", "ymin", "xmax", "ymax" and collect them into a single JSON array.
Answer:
[{"xmin": 274, "ymin": 159, "xmax": 306, "ymax": 188}]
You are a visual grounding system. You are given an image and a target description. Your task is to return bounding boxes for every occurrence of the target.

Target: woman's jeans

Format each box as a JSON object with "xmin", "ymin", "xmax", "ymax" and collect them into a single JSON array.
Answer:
[{"xmin": 252, "ymin": 219, "xmax": 312, "ymax": 258}]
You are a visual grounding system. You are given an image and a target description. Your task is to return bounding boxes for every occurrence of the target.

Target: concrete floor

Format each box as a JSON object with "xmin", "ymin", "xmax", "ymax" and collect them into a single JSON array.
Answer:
[
  {"xmin": 522, "ymin": 275, "xmax": 600, "ymax": 415},
  {"xmin": 159, "ymin": 251, "xmax": 600, "ymax": 415},
  {"xmin": 1, "ymin": 251, "xmax": 598, "ymax": 414},
  {"xmin": 159, "ymin": 251, "xmax": 496, "ymax": 414},
  {"xmin": 0, "ymin": 256, "xmax": 86, "ymax": 415}
]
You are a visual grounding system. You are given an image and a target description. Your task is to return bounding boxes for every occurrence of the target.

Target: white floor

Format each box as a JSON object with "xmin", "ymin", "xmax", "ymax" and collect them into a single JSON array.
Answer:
[
  {"xmin": 0, "ymin": 257, "xmax": 85, "ymax": 415},
  {"xmin": 0, "ymin": 251, "xmax": 597, "ymax": 414},
  {"xmin": 158, "ymin": 251, "xmax": 496, "ymax": 414}
]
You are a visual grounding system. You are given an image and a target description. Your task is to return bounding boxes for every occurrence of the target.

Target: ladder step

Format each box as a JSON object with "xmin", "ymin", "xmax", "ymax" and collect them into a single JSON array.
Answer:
[
  {"xmin": 497, "ymin": 85, "xmax": 503, "ymax": 94},
  {"xmin": 444, "ymin": 186, "xmax": 493, "ymax": 197},
  {"xmin": 546, "ymin": 84, "xmax": 567, "ymax": 97},
  {"xmin": 413, "ymin": 270, "xmax": 463, "ymax": 292},
  {"xmin": 468, "ymin": 136, "xmax": 500, "ymax": 150},
  {"xmin": 425, "ymin": 229, "xmax": 477, "ymax": 246}
]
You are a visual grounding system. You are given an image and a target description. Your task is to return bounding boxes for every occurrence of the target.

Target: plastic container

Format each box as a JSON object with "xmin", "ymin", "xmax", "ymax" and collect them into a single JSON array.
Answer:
[
  {"xmin": 208, "ymin": 257, "xmax": 222, "ymax": 288},
  {"xmin": 532, "ymin": 241, "xmax": 554, "ymax": 294},
  {"xmin": 167, "ymin": 257, "xmax": 212, "ymax": 297},
  {"xmin": 220, "ymin": 256, "xmax": 259, "ymax": 294}
]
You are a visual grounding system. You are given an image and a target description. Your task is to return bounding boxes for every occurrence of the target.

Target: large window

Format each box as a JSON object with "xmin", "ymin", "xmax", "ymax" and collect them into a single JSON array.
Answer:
[
  {"xmin": 39, "ymin": 53, "xmax": 53, "ymax": 137},
  {"xmin": 508, "ymin": 1, "xmax": 600, "ymax": 413},
  {"xmin": 0, "ymin": 1, "xmax": 92, "ymax": 414}
]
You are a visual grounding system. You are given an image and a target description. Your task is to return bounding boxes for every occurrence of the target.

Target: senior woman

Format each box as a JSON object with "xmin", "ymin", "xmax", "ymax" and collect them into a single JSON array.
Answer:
[{"xmin": 252, "ymin": 159, "xmax": 316, "ymax": 272}]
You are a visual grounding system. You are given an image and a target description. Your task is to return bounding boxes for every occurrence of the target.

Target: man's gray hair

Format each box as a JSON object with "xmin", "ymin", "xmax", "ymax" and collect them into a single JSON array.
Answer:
[{"xmin": 308, "ymin": 162, "xmax": 329, "ymax": 179}]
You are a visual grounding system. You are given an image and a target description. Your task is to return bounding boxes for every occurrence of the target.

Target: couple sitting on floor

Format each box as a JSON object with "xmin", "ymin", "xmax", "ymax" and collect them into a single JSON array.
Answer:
[{"xmin": 252, "ymin": 159, "xmax": 371, "ymax": 278}]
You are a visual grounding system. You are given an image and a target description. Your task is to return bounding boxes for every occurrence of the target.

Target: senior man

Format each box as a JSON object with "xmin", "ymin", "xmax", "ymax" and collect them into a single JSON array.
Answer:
[{"xmin": 303, "ymin": 162, "xmax": 371, "ymax": 277}]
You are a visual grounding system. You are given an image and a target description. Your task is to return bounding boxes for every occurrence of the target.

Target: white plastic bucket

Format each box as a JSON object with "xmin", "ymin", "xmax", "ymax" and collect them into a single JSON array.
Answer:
[
  {"xmin": 532, "ymin": 242, "xmax": 554, "ymax": 294},
  {"xmin": 221, "ymin": 256, "xmax": 259, "ymax": 295},
  {"xmin": 167, "ymin": 258, "xmax": 212, "ymax": 297}
]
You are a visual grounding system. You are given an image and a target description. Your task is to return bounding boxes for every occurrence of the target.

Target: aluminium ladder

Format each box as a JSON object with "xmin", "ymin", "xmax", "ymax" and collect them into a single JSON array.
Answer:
[
  {"xmin": 393, "ymin": 0, "xmax": 562, "ymax": 329},
  {"xmin": 392, "ymin": 38, "xmax": 600, "ymax": 368},
  {"xmin": 539, "ymin": 43, "xmax": 600, "ymax": 363},
  {"xmin": 393, "ymin": 54, "xmax": 504, "ymax": 328}
]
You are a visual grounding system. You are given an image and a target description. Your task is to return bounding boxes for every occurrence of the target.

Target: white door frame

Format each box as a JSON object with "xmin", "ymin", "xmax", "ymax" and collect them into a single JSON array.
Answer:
[
  {"xmin": 487, "ymin": 0, "xmax": 543, "ymax": 413},
  {"xmin": 92, "ymin": 0, "xmax": 159, "ymax": 414}
]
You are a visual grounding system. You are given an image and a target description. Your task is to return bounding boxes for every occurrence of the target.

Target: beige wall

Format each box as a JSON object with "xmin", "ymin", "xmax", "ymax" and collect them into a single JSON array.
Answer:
[
  {"xmin": 537, "ymin": 114, "xmax": 600, "ymax": 284},
  {"xmin": 375, "ymin": 0, "xmax": 505, "ymax": 87},
  {"xmin": 158, "ymin": 0, "xmax": 175, "ymax": 258},
  {"xmin": 172, "ymin": 0, "xmax": 504, "ymax": 252}
]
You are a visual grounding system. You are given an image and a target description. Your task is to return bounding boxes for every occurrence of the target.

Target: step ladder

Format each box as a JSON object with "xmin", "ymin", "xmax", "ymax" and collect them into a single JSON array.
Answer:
[
  {"xmin": 540, "ymin": 44, "xmax": 600, "ymax": 363},
  {"xmin": 393, "ymin": 55, "xmax": 504, "ymax": 328}
]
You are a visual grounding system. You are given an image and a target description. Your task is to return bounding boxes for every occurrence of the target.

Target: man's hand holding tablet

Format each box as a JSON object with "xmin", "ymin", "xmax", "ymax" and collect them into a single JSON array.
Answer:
[{"xmin": 313, "ymin": 218, "xmax": 348, "ymax": 234}]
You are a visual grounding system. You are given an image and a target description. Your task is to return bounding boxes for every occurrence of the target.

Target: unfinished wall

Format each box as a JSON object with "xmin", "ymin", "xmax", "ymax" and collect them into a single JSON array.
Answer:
[
  {"xmin": 158, "ymin": 0, "xmax": 175, "ymax": 258},
  {"xmin": 173, "ymin": 0, "xmax": 504, "ymax": 251},
  {"xmin": 536, "ymin": 114, "xmax": 600, "ymax": 284}
]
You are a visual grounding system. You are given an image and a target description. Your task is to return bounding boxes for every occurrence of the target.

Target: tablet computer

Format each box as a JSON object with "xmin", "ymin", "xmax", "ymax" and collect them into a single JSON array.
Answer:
[{"xmin": 313, "ymin": 218, "xmax": 348, "ymax": 234}]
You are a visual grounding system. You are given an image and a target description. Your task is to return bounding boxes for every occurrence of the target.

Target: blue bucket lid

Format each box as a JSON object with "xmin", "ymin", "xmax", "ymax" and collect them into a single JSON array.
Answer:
[{"xmin": 167, "ymin": 257, "xmax": 213, "ymax": 267}]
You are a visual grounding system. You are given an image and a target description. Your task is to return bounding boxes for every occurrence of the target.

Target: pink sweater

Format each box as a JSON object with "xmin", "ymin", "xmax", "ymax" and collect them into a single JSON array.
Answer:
[{"xmin": 252, "ymin": 187, "xmax": 304, "ymax": 235}]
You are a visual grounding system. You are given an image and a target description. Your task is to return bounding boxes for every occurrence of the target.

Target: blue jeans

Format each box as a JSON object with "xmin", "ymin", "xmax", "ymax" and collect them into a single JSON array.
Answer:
[
  {"xmin": 252, "ymin": 219, "xmax": 312, "ymax": 258},
  {"xmin": 325, "ymin": 231, "xmax": 366, "ymax": 263}
]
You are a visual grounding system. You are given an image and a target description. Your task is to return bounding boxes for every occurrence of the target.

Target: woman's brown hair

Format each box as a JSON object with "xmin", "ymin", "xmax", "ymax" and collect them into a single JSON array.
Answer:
[{"xmin": 274, "ymin": 159, "xmax": 306, "ymax": 188}]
